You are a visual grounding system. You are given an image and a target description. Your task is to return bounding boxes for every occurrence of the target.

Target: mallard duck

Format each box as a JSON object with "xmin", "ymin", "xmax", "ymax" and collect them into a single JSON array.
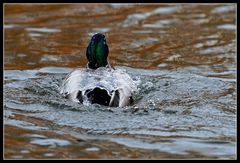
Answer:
[{"xmin": 60, "ymin": 33, "xmax": 137, "ymax": 107}]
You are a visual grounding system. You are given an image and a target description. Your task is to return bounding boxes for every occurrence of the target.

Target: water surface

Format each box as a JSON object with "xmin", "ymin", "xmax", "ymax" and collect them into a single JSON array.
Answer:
[{"xmin": 4, "ymin": 3, "xmax": 236, "ymax": 159}]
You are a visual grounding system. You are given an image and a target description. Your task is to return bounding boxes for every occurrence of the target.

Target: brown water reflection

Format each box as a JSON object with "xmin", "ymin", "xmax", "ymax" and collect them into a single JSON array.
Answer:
[
  {"xmin": 4, "ymin": 4, "xmax": 236, "ymax": 70},
  {"xmin": 5, "ymin": 125, "xmax": 223, "ymax": 159},
  {"xmin": 4, "ymin": 3, "xmax": 236, "ymax": 159}
]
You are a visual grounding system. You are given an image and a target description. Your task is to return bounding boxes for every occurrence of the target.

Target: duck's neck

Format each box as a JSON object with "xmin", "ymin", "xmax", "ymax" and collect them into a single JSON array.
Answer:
[{"xmin": 87, "ymin": 61, "xmax": 108, "ymax": 69}]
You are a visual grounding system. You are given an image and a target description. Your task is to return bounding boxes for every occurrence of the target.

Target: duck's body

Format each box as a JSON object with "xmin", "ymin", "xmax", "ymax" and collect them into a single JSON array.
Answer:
[
  {"xmin": 60, "ymin": 33, "xmax": 137, "ymax": 107},
  {"xmin": 60, "ymin": 67, "xmax": 136, "ymax": 107}
]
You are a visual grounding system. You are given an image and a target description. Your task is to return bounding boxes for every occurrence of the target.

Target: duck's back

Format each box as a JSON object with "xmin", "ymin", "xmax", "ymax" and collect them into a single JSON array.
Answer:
[{"xmin": 60, "ymin": 67, "xmax": 137, "ymax": 107}]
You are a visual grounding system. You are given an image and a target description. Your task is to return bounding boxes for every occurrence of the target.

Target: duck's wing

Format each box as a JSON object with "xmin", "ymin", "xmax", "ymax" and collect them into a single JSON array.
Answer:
[
  {"xmin": 59, "ymin": 69, "xmax": 86, "ymax": 97},
  {"xmin": 109, "ymin": 87, "xmax": 133, "ymax": 107},
  {"xmin": 109, "ymin": 69, "xmax": 137, "ymax": 107},
  {"xmin": 65, "ymin": 90, "xmax": 83, "ymax": 103},
  {"xmin": 119, "ymin": 87, "xmax": 134, "ymax": 107},
  {"xmin": 109, "ymin": 90, "xmax": 119, "ymax": 107}
]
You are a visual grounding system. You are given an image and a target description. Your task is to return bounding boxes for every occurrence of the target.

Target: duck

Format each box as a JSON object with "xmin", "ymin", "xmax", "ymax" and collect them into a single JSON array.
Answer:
[{"xmin": 60, "ymin": 33, "xmax": 137, "ymax": 107}]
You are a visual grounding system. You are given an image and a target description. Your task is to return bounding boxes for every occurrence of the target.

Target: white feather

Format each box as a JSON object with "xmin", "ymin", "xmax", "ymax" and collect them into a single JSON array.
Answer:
[{"xmin": 60, "ymin": 67, "xmax": 137, "ymax": 107}]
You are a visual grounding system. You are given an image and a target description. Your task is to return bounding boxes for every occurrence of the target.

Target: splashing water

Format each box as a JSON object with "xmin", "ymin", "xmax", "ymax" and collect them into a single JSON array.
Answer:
[{"xmin": 59, "ymin": 67, "xmax": 140, "ymax": 105}]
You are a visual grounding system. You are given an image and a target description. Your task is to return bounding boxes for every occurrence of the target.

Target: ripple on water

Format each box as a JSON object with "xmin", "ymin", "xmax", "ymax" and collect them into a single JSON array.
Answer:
[
  {"xmin": 25, "ymin": 27, "xmax": 61, "ymax": 33},
  {"xmin": 4, "ymin": 3, "xmax": 236, "ymax": 159},
  {"xmin": 5, "ymin": 67, "xmax": 236, "ymax": 137},
  {"xmin": 23, "ymin": 134, "xmax": 48, "ymax": 139},
  {"xmin": 85, "ymin": 147, "xmax": 100, "ymax": 152},
  {"xmin": 4, "ymin": 70, "xmax": 38, "ymax": 81},
  {"xmin": 113, "ymin": 137, "xmax": 235, "ymax": 156},
  {"xmin": 211, "ymin": 5, "xmax": 236, "ymax": 14},
  {"xmin": 4, "ymin": 24, "xmax": 19, "ymax": 29},
  {"xmin": 217, "ymin": 24, "xmax": 236, "ymax": 30},
  {"xmin": 4, "ymin": 119, "xmax": 49, "ymax": 131},
  {"xmin": 30, "ymin": 138, "xmax": 71, "ymax": 147},
  {"xmin": 122, "ymin": 6, "xmax": 178, "ymax": 27},
  {"xmin": 44, "ymin": 153, "xmax": 55, "ymax": 157}
]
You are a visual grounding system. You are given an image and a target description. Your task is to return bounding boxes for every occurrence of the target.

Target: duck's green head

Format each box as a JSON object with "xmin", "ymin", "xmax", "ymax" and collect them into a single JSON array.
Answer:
[{"xmin": 86, "ymin": 33, "xmax": 109, "ymax": 69}]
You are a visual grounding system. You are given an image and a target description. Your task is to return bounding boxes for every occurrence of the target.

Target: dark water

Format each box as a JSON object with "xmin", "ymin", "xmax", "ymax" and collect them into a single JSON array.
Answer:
[{"xmin": 4, "ymin": 4, "xmax": 236, "ymax": 159}]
